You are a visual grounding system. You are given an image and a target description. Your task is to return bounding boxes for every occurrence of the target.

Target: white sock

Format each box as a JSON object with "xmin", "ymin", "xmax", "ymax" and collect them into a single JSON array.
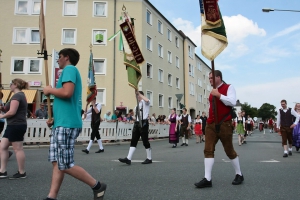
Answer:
[
  {"xmin": 97, "ymin": 139, "xmax": 104, "ymax": 150},
  {"xmin": 204, "ymin": 158, "xmax": 214, "ymax": 181},
  {"xmin": 231, "ymin": 157, "xmax": 242, "ymax": 176},
  {"xmin": 86, "ymin": 140, "xmax": 93, "ymax": 151},
  {"xmin": 186, "ymin": 139, "xmax": 189, "ymax": 144},
  {"xmin": 127, "ymin": 147, "xmax": 136, "ymax": 160},
  {"xmin": 284, "ymin": 150, "xmax": 288, "ymax": 153},
  {"xmin": 182, "ymin": 137, "xmax": 186, "ymax": 144},
  {"xmin": 289, "ymin": 148, "xmax": 292, "ymax": 152},
  {"xmin": 146, "ymin": 148, "xmax": 152, "ymax": 160}
]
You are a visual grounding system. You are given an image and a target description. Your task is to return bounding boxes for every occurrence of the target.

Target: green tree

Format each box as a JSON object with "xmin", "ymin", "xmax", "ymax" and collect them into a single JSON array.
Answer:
[
  {"xmin": 241, "ymin": 103, "xmax": 257, "ymax": 118},
  {"xmin": 257, "ymin": 103, "xmax": 277, "ymax": 120}
]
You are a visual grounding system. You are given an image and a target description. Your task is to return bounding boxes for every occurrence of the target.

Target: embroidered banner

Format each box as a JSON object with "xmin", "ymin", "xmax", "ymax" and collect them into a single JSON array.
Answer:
[
  {"xmin": 202, "ymin": 0, "xmax": 221, "ymax": 25},
  {"xmin": 120, "ymin": 21, "xmax": 144, "ymax": 65}
]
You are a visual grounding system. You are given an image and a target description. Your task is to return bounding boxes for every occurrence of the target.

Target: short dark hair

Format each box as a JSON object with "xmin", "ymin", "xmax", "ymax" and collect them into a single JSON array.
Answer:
[
  {"xmin": 139, "ymin": 91, "xmax": 144, "ymax": 95},
  {"xmin": 281, "ymin": 99, "xmax": 287, "ymax": 104},
  {"xmin": 172, "ymin": 108, "xmax": 176, "ymax": 112},
  {"xmin": 209, "ymin": 70, "xmax": 222, "ymax": 81},
  {"xmin": 0, "ymin": 91, "xmax": 3, "ymax": 99},
  {"xmin": 59, "ymin": 48, "xmax": 80, "ymax": 66},
  {"xmin": 182, "ymin": 108, "xmax": 187, "ymax": 111}
]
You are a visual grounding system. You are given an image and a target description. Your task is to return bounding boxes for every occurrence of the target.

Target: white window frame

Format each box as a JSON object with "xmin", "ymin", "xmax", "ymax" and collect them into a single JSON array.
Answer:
[
  {"xmin": 168, "ymin": 97, "xmax": 172, "ymax": 109},
  {"xmin": 11, "ymin": 57, "xmax": 42, "ymax": 74},
  {"xmin": 167, "ymin": 29, "xmax": 172, "ymax": 41},
  {"xmin": 146, "ymin": 35, "xmax": 152, "ymax": 51},
  {"xmin": 167, "ymin": 73, "xmax": 172, "ymax": 86},
  {"xmin": 146, "ymin": 90, "xmax": 153, "ymax": 106},
  {"xmin": 197, "ymin": 61, "xmax": 202, "ymax": 71},
  {"xmin": 198, "ymin": 94, "xmax": 202, "ymax": 103},
  {"xmin": 175, "ymin": 36, "xmax": 179, "ymax": 48},
  {"xmin": 30, "ymin": 28, "xmax": 40, "ymax": 43},
  {"xmin": 13, "ymin": 27, "xmax": 40, "ymax": 44},
  {"xmin": 158, "ymin": 94, "xmax": 164, "ymax": 108},
  {"xmin": 92, "ymin": 29, "xmax": 107, "ymax": 45},
  {"xmin": 167, "ymin": 51, "xmax": 172, "ymax": 63},
  {"xmin": 189, "ymin": 82, "xmax": 195, "ymax": 96},
  {"xmin": 198, "ymin": 78, "xmax": 202, "ymax": 87},
  {"xmin": 158, "ymin": 20, "xmax": 163, "ymax": 34},
  {"xmin": 158, "ymin": 69, "xmax": 164, "ymax": 83},
  {"xmin": 93, "ymin": 58, "xmax": 106, "ymax": 75},
  {"xmin": 62, "ymin": 28, "xmax": 77, "ymax": 45},
  {"xmin": 188, "ymin": 45, "xmax": 193, "ymax": 58},
  {"xmin": 176, "ymin": 77, "xmax": 180, "ymax": 89},
  {"xmin": 175, "ymin": 56, "xmax": 179, "ymax": 68},
  {"xmin": 93, "ymin": 1, "xmax": 107, "ymax": 17},
  {"xmin": 15, "ymin": 0, "xmax": 45, "ymax": 15},
  {"xmin": 96, "ymin": 88, "xmax": 106, "ymax": 105},
  {"xmin": 147, "ymin": 63, "xmax": 153, "ymax": 79},
  {"xmin": 176, "ymin": 99, "xmax": 180, "ymax": 110},
  {"xmin": 146, "ymin": 9, "xmax": 152, "ymax": 25},
  {"xmin": 158, "ymin": 44, "xmax": 163, "ymax": 58},
  {"xmin": 63, "ymin": 0, "xmax": 78, "ymax": 16}
]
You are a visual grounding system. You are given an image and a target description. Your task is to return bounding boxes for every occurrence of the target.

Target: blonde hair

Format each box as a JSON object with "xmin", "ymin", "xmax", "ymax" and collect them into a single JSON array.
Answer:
[
  {"xmin": 294, "ymin": 103, "xmax": 300, "ymax": 111},
  {"xmin": 12, "ymin": 78, "xmax": 29, "ymax": 90}
]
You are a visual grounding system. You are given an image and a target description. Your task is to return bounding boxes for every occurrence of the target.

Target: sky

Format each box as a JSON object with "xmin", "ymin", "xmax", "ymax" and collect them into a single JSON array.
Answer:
[{"xmin": 148, "ymin": 0, "xmax": 300, "ymax": 110}]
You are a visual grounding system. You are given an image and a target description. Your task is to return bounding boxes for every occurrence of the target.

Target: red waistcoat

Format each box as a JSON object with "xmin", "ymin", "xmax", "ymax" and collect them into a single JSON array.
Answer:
[{"xmin": 207, "ymin": 84, "xmax": 232, "ymax": 124}]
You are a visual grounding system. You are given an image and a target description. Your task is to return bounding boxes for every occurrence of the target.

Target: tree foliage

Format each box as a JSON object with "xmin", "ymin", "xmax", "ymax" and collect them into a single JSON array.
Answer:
[
  {"xmin": 257, "ymin": 103, "xmax": 277, "ymax": 120},
  {"xmin": 241, "ymin": 103, "xmax": 258, "ymax": 118}
]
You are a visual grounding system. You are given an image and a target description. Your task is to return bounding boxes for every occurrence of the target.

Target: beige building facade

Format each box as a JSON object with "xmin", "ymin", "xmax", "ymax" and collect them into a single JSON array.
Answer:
[{"xmin": 0, "ymin": 0, "xmax": 211, "ymax": 119}]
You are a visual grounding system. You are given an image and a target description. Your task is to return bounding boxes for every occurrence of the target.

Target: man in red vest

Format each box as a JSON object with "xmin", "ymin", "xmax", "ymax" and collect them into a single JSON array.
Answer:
[
  {"xmin": 267, "ymin": 117, "xmax": 274, "ymax": 133},
  {"xmin": 195, "ymin": 70, "xmax": 244, "ymax": 188}
]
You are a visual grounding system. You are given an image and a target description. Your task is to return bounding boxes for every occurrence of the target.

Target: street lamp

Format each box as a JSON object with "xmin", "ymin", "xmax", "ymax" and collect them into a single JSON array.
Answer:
[{"xmin": 262, "ymin": 8, "xmax": 300, "ymax": 13}]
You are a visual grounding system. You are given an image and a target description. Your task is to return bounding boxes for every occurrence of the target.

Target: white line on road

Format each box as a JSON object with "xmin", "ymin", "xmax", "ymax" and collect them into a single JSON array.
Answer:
[
  {"xmin": 222, "ymin": 159, "xmax": 230, "ymax": 163},
  {"xmin": 259, "ymin": 159, "xmax": 280, "ymax": 163},
  {"xmin": 111, "ymin": 160, "xmax": 164, "ymax": 163}
]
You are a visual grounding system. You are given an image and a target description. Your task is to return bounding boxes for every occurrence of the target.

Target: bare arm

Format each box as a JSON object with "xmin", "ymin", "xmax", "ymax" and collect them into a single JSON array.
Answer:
[
  {"xmin": 0, "ymin": 100, "xmax": 19, "ymax": 118},
  {"xmin": 43, "ymin": 82, "xmax": 74, "ymax": 99}
]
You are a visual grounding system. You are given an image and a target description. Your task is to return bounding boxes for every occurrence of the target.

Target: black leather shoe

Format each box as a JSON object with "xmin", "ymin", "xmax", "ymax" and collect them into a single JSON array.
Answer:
[
  {"xmin": 172, "ymin": 145, "xmax": 176, "ymax": 148},
  {"xmin": 95, "ymin": 149, "xmax": 104, "ymax": 153},
  {"xmin": 288, "ymin": 151, "xmax": 292, "ymax": 156},
  {"xmin": 194, "ymin": 178, "xmax": 212, "ymax": 188},
  {"xmin": 141, "ymin": 158, "xmax": 152, "ymax": 164},
  {"xmin": 118, "ymin": 157, "xmax": 131, "ymax": 165},
  {"xmin": 82, "ymin": 149, "xmax": 89, "ymax": 154},
  {"xmin": 185, "ymin": 144, "xmax": 188, "ymax": 146},
  {"xmin": 283, "ymin": 153, "xmax": 288, "ymax": 157},
  {"xmin": 181, "ymin": 143, "xmax": 186, "ymax": 146},
  {"xmin": 243, "ymin": 141, "xmax": 247, "ymax": 144},
  {"xmin": 232, "ymin": 174, "xmax": 244, "ymax": 185}
]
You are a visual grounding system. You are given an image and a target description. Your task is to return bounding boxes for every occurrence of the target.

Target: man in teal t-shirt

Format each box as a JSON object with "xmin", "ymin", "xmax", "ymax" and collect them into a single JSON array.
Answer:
[{"xmin": 43, "ymin": 48, "xmax": 106, "ymax": 200}]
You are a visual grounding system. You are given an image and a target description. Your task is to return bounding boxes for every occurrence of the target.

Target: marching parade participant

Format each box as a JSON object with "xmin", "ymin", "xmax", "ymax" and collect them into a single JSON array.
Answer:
[{"xmin": 82, "ymin": 97, "xmax": 104, "ymax": 154}]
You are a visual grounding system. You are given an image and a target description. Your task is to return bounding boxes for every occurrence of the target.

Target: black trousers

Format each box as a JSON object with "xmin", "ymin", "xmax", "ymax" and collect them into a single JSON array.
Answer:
[
  {"xmin": 90, "ymin": 120, "xmax": 101, "ymax": 140},
  {"xmin": 130, "ymin": 121, "xmax": 150, "ymax": 149}
]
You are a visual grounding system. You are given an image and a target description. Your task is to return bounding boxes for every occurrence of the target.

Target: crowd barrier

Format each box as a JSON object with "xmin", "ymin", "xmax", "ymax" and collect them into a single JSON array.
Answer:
[{"xmin": 0, "ymin": 119, "xmax": 170, "ymax": 143}]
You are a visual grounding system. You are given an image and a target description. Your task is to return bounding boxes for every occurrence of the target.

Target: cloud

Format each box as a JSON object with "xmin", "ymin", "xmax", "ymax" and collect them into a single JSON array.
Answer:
[
  {"xmin": 268, "ymin": 23, "xmax": 300, "ymax": 41},
  {"xmin": 235, "ymin": 77, "xmax": 300, "ymax": 109},
  {"xmin": 254, "ymin": 46, "xmax": 291, "ymax": 63},
  {"xmin": 172, "ymin": 17, "xmax": 201, "ymax": 47},
  {"xmin": 223, "ymin": 14, "xmax": 266, "ymax": 44},
  {"xmin": 172, "ymin": 15, "xmax": 266, "ymax": 58}
]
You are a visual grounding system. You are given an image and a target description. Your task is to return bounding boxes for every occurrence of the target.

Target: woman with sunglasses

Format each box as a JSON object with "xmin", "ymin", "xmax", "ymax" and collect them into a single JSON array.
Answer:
[{"xmin": 0, "ymin": 78, "xmax": 28, "ymax": 179}]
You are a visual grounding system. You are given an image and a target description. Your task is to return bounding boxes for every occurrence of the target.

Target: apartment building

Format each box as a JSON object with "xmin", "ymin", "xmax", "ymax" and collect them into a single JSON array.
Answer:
[{"xmin": 0, "ymin": 0, "xmax": 211, "ymax": 118}]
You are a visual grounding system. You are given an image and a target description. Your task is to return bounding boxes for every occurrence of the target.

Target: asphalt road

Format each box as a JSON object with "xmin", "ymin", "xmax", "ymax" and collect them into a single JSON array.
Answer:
[{"xmin": 1, "ymin": 129, "xmax": 300, "ymax": 200}]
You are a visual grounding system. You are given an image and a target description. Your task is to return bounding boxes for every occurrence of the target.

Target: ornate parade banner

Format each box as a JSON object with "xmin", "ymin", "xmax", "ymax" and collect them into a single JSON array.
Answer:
[
  {"xmin": 200, "ymin": 0, "xmax": 228, "ymax": 61},
  {"xmin": 202, "ymin": 0, "xmax": 221, "ymax": 25},
  {"xmin": 120, "ymin": 21, "xmax": 144, "ymax": 65}
]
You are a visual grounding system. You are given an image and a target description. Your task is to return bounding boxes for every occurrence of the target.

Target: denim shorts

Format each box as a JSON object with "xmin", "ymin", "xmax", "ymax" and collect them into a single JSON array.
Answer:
[{"xmin": 48, "ymin": 127, "xmax": 81, "ymax": 170}]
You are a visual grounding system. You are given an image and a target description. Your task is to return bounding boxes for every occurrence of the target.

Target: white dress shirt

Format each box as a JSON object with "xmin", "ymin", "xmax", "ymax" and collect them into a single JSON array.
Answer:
[{"xmin": 135, "ymin": 99, "xmax": 150, "ymax": 121}]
